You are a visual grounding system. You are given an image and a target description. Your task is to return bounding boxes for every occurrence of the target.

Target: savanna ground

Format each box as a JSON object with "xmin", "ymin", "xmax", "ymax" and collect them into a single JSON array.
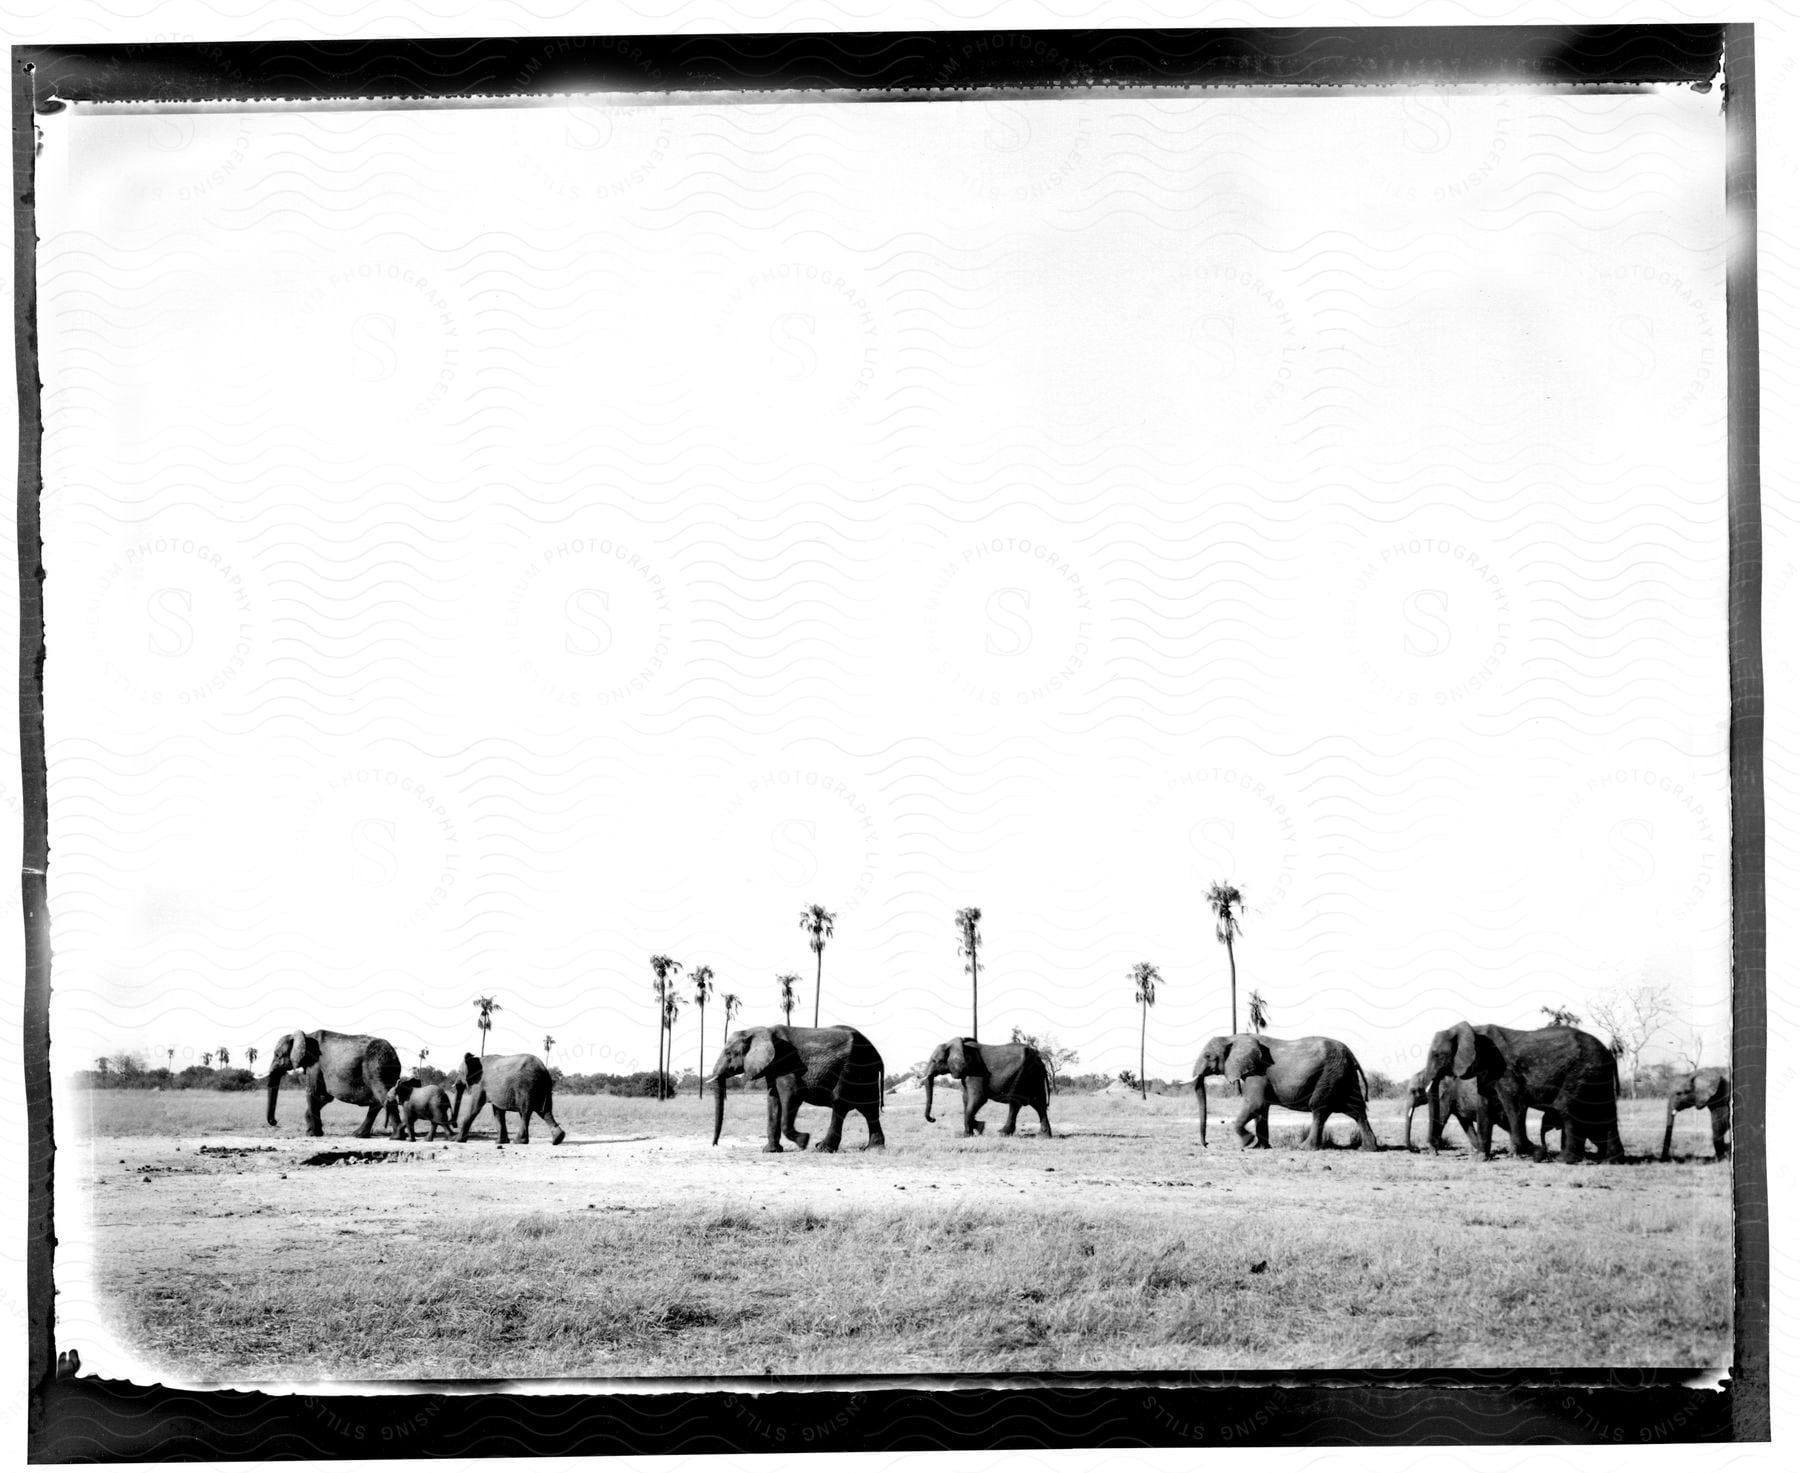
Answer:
[{"xmin": 66, "ymin": 1086, "xmax": 1730, "ymax": 1383}]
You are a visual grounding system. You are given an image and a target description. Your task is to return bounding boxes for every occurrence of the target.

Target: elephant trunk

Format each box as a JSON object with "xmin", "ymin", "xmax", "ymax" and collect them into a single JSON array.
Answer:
[
  {"xmin": 451, "ymin": 1081, "xmax": 466, "ymax": 1132},
  {"xmin": 1195, "ymin": 1074, "xmax": 1208, "ymax": 1146},
  {"xmin": 711, "ymin": 1072, "xmax": 728, "ymax": 1146},
  {"xmin": 1661, "ymin": 1096, "xmax": 1678, "ymax": 1162},
  {"xmin": 923, "ymin": 1072, "xmax": 936, "ymax": 1123},
  {"xmin": 1404, "ymin": 1099, "xmax": 1415, "ymax": 1151},
  {"xmin": 265, "ymin": 1066, "xmax": 284, "ymax": 1127}
]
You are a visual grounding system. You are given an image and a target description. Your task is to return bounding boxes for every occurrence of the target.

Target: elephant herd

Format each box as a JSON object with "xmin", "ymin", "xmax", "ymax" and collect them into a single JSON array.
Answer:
[{"xmin": 263, "ymin": 1018, "xmax": 1731, "ymax": 1166}]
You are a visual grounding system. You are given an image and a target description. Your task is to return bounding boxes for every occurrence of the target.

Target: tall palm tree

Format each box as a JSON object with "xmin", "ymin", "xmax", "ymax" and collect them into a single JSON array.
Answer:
[
  {"xmin": 799, "ymin": 904, "xmax": 836, "ymax": 1027},
  {"xmin": 1247, "ymin": 990, "xmax": 1270, "ymax": 1033},
  {"xmin": 165, "ymin": 1048, "xmax": 174, "ymax": 1070},
  {"xmin": 217, "ymin": 1045, "xmax": 231, "ymax": 1067},
  {"xmin": 473, "ymin": 995, "xmax": 502, "ymax": 1059},
  {"xmin": 649, "ymin": 955, "xmax": 682, "ymax": 1101},
  {"xmin": 722, "ymin": 991, "xmax": 742, "ymax": 1045},
  {"xmin": 1206, "ymin": 881, "xmax": 1245, "ymax": 1033},
  {"xmin": 777, "ymin": 973, "xmax": 800, "ymax": 1026},
  {"xmin": 542, "ymin": 1035, "xmax": 555, "ymax": 1067},
  {"xmin": 418, "ymin": 1047, "xmax": 430, "ymax": 1072},
  {"xmin": 245, "ymin": 1046, "xmax": 258, "ymax": 1071},
  {"xmin": 1131, "ymin": 961, "xmax": 1164, "ymax": 1101},
  {"xmin": 663, "ymin": 993, "xmax": 682, "ymax": 1091},
  {"xmin": 691, "ymin": 965, "xmax": 715, "ymax": 1098},
  {"xmin": 201, "ymin": 1052, "xmax": 213, "ymax": 1068},
  {"xmin": 954, "ymin": 906, "xmax": 983, "ymax": 1039}
]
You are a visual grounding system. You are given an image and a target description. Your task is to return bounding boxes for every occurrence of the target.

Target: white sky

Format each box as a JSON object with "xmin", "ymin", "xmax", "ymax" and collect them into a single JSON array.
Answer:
[{"xmin": 37, "ymin": 88, "xmax": 1729, "ymax": 1086}]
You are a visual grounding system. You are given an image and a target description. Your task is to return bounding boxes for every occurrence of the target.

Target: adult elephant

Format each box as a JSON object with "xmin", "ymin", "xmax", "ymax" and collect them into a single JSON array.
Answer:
[
  {"xmin": 1660, "ymin": 1067, "xmax": 1730, "ymax": 1161},
  {"xmin": 1402, "ymin": 1069, "xmax": 1562, "ymax": 1156},
  {"xmin": 1421, "ymin": 1022, "xmax": 1623, "ymax": 1163},
  {"xmin": 710, "ymin": 1024, "xmax": 885, "ymax": 1153},
  {"xmin": 265, "ymin": 1028, "xmax": 401, "ymax": 1138},
  {"xmin": 1190, "ymin": 1033, "xmax": 1378, "ymax": 1150},
  {"xmin": 387, "ymin": 1078, "xmax": 456, "ymax": 1141},
  {"xmin": 453, "ymin": 1053, "xmax": 565, "ymax": 1144},
  {"xmin": 922, "ymin": 1037, "xmax": 1053, "ymax": 1138}
]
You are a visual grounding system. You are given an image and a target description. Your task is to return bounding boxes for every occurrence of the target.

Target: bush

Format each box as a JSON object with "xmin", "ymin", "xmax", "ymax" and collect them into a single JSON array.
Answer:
[{"xmin": 213, "ymin": 1068, "xmax": 257, "ymax": 1092}]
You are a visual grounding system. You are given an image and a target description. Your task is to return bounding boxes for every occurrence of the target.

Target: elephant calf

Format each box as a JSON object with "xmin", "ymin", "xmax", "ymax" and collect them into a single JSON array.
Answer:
[
  {"xmin": 1661, "ymin": 1068, "xmax": 1730, "ymax": 1161},
  {"xmin": 453, "ymin": 1053, "xmax": 566, "ymax": 1145},
  {"xmin": 1403, "ymin": 1070, "xmax": 1562, "ymax": 1157},
  {"xmin": 922, "ymin": 1036, "xmax": 1052, "ymax": 1139},
  {"xmin": 1192, "ymin": 1033, "xmax": 1378, "ymax": 1150},
  {"xmin": 388, "ymin": 1078, "xmax": 456, "ymax": 1141}
]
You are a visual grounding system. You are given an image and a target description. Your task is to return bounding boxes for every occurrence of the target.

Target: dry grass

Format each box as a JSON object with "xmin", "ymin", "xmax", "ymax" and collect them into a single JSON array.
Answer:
[{"xmin": 73, "ymin": 1088, "xmax": 1732, "ymax": 1381}]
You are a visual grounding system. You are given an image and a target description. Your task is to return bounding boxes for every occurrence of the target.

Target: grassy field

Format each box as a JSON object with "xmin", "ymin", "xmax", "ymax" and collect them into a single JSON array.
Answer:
[{"xmin": 69, "ymin": 1088, "xmax": 1732, "ymax": 1381}]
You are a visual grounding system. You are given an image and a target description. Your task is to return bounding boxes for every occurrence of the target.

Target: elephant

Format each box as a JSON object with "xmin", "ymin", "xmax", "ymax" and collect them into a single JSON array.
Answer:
[
  {"xmin": 1190, "ymin": 1033, "xmax": 1379, "ymax": 1150},
  {"xmin": 1661, "ymin": 1067, "xmax": 1730, "ymax": 1161},
  {"xmin": 1421, "ymin": 1022, "xmax": 1624, "ymax": 1163},
  {"xmin": 922, "ymin": 1037, "xmax": 1053, "ymax": 1138},
  {"xmin": 387, "ymin": 1078, "xmax": 456, "ymax": 1141},
  {"xmin": 265, "ymin": 1028, "xmax": 402, "ymax": 1138},
  {"xmin": 710, "ymin": 1024, "xmax": 885, "ymax": 1153},
  {"xmin": 1402, "ymin": 1068, "xmax": 1563, "ymax": 1156},
  {"xmin": 453, "ymin": 1053, "xmax": 565, "ymax": 1145}
]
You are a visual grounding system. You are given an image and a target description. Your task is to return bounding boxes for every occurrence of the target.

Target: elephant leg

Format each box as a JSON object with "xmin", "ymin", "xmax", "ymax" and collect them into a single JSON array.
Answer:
[
  {"xmin": 494, "ymin": 1107, "xmax": 511, "ymax": 1145},
  {"xmin": 1307, "ymin": 1110, "xmax": 1328, "ymax": 1149},
  {"xmin": 1001, "ymin": 1102, "xmax": 1021, "ymax": 1137},
  {"xmin": 962, "ymin": 1081, "xmax": 984, "ymax": 1138},
  {"xmin": 762, "ymin": 1087, "xmax": 784, "ymax": 1152},
  {"xmin": 541, "ymin": 1104, "xmax": 566, "ymax": 1146},
  {"xmin": 1231, "ymin": 1100, "xmax": 1259, "ymax": 1150},
  {"xmin": 859, "ymin": 1102, "xmax": 886, "ymax": 1149},
  {"xmin": 1035, "ymin": 1103, "xmax": 1053, "ymax": 1138},
  {"xmin": 815, "ymin": 1106, "xmax": 847, "ymax": 1153},
  {"xmin": 1562, "ymin": 1124, "xmax": 1586, "ymax": 1164},
  {"xmin": 1711, "ymin": 1105, "xmax": 1730, "ymax": 1160},
  {"xmin": 781, "ymin": 1086, "xmax": 811, "ymax": 1151},
  {"xmin": 1469, "ymin": 1102, "xmax": 1494, "ymax": 1161},
  {"xmin": 1349, "ymin": 1107, "xmax": 1378, "ymax": 1150},
  {"xmin": 516, "ymin": 1104, "xmax": 531, "ymax": 1145}
]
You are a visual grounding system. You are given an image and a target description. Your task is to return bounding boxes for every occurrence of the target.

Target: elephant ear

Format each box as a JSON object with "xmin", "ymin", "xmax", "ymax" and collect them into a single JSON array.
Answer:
[
  {"xmin": 286, "ymin": 1030, "xmax": 318, "ymax": 1069},
  {"xmin": 744, "ymin": 1032, "xmax": 779, "ymax": 1082},
  {"xmin": 463, "ymin": 1053, "xmax": 484, "ymax": 1087},
  {"xmin": 1451, "ymin": 1022, "xmax": 1481, "ymax": 1079},
  {"xmin": 1224, "ymin": 1036, "xmax": 1272, "ymax": 1084},
  {"xmin": 958, "ymin": 1039, "xmax": 988, "ymax": 1077}
]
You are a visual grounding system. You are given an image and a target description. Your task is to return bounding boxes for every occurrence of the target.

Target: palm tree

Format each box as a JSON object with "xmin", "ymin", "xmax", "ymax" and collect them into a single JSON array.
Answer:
[
  {"xmin": 418, "ymin": 1047, "xmax": 430, "ymax": 1075},
  {"xmin": 245, "ymin": 1046, "xmax": 258, "ymax": 1071},
  {"xmin": 543, "ymin": 1035, "xmax": 555, "ymax": 1067},
  {"xmin": 1130, "ymin": 961, "xmax": 1164, "ymax": 1101},
  {"xmin": 954, "ymin": 906, "xmax": 983, "ymax": 1039},
  {"xmin": 165, "ymin": 1048, "xmax": 174, "ymax": 1069},
  {"xmin": 1206, "ymin": 881, "xmax": 1245, "ymax": 1033},
  {"xmin": 473, "ymin": 995, "xmax": 502, "ymax": 1059},
  {"xmin": 722, "ymin": 991, "xmax": 742, "ymax": 1045},
  {"xmin": 649, "ymin": 956, "xmax": 682, "ymax": 1101},
  {"xmin": 663, "ymin": 993, "xmax": 682, "ymax": 1092},
  {"xmin": 1247, "ymin": 989, "xmax": 1270, "ymax": 1033},
  {"xmin": 799, "ymin": 904, "xmax": 836, "ymax": 1027},
  {"xmin": 777, "ymin": 973, "xmax": 800, "ymax": 1026},
  {"xmin": 217, "ymin": 1045, "xmax": 230, "ymax": 1067},
  {"xmin": 691, "ymin": 965, "xmax": 715, "ymax": 1098},
  {"xmin": 201, "ymin": 1052, "xmax": 213, "ymax": 1068}
]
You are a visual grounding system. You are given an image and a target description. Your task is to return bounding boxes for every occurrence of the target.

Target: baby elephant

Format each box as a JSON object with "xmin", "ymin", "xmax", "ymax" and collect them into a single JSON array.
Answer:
[{"xmin": 388, "ymin": 1077, "xmax": 456, "ymax": 1141}]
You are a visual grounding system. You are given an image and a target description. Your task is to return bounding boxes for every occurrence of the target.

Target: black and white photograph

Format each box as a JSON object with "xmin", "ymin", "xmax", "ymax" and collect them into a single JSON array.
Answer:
[{"xmin": 8, "ymin": 9, "xmax": 1780, "ymax": 1460}]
